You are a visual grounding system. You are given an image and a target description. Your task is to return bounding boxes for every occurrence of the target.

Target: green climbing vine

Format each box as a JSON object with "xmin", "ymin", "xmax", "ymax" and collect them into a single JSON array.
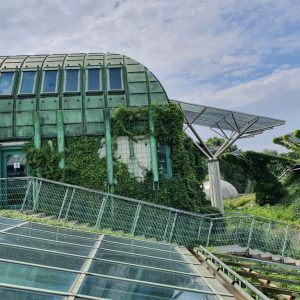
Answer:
[
  {"xmin": 24, "ymin": 136, "xmax": 107, "ymax": 190},
  {"xmin": 24, "ymin": 103, "xmax": 213, "ymax": 213}
]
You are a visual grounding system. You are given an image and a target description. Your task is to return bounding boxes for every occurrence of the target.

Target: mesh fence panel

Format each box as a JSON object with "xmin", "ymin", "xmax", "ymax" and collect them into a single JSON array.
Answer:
[
  {"xmin": 0, "ymin": 178, "xmax": 30, "ymax": 209},
  {"xmin": 2, "ymin": 177, "xmax": 300, "ymax": 259}
]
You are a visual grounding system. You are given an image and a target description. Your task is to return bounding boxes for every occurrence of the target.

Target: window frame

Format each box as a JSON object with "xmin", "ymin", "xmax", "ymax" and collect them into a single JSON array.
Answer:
[
  {"xmin": 18, "ymin": 69, "xmax": 38, "ymax": 96},
  {"xmin": 64, "ymin": 68, "xmax": 80, "ymax": 94},
  {"xmin": 0, "ymin": 70, "xmax": 16, "ymax": 96},
  {"xmin": 107, "ymin": 67, "xmax": 124, "ymax": 92},
  {"xmin": 41, "ymin": 68, "xmax": 59, "ymax": 95},
  {"xmin": 86, "ymin": 67, "xmax": 102, "ymax": 94}
]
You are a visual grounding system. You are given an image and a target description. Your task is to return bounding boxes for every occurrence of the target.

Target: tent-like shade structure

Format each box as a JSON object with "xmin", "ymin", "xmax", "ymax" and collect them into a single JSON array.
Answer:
[{"xmin": 171, "ymin": 99, "xmax": 285, "ymax": 212}]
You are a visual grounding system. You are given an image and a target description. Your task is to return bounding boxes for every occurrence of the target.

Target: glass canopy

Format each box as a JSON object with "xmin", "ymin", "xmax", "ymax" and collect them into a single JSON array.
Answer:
[
  {"xmin": 171, "ymin": 99, "xmax": 285, "ymax": 138},
  {"xmin": 0, "ymin": 216, "xmax": 235, "ymax": 299}
]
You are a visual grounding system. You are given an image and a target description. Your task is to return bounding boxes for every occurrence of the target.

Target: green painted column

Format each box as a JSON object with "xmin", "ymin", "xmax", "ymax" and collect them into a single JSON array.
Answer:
[
  {"xmin": 104, "ymin": 108, "xmax": 114, "ymax": 193},
  {"xmin": 56, "ymin": 111, "xmax": 65, "ymax": 169},
  {"xmin": 148, "ymin": 109, "xmax": 159, "ymax": 187},
  {"xmin": 32, "ymin": 112, "xmax": 41, "ymax": 150},
  {"xmin": 165, "ymin": 145, "xmax": 173, "ymax": 179}
]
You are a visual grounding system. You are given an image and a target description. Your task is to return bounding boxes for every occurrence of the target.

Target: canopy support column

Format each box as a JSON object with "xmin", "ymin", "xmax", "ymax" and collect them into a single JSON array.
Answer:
[{"xmin": 208, "ymin": 159, "xmax": 223, "ymax": 213}]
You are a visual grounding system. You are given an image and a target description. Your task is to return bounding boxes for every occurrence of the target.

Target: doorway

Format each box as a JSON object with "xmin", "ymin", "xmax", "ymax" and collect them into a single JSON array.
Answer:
[{"xmin": 0, "ymin": 146, "xmax": 27, "ymax": 208}]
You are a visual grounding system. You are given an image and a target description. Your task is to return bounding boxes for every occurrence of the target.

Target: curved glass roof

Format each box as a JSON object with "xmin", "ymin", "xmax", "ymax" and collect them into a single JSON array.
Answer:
[{"xmin": 0, "ymin": 216, "xmax": 235, "ymax": 299}]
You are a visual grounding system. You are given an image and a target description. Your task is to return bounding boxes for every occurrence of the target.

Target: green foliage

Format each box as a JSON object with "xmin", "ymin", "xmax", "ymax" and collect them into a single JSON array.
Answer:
[
  {"xmin": 110, "ymin": 103, "xmax": 208, "ymax": 213},
  {"xmin": 273, "ymin": 129, "xmax": 300, "ymax": 154},
  {"xmin": 25, "ymin": 103, "xmax": 209, "ymax": 213},
  {"xmin": 23, "ymin": 140, "xmax": 63, "ymax": 181},
  {"xmin": 224, "ymin": 151, "xmax": 290, "ymax": 205},
  {"xmin": 24, "ymin": 136, "xmax": 107, "ymax": 190},
  {"xmin": 111, "ymin": 105, "xmax": 149, "ymax": 137}
]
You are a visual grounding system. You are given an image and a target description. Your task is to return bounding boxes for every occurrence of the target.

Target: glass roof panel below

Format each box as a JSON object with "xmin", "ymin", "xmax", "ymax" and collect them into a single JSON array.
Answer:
[
  {"xmin": 103, "ymin": 235, "xmax": 175, "ymax": 251},
  {"xmin": 0, "ymin": 287, "xmax": 64, "ymax": 300},
  {"xmin": 0, "ymin": 233, "xmax": 92, "ymax": 256},
  {"xmin": 79, "ymin": 275, "xmax": 215, "ymax": 300},
  {"xmin": 99, "ymin": 240, "xmax": 184, "ymax": 260},
  {"xmin": 0, "ymin": 244, "xmax": 85, "ymax": 270},
  {"xmin": 0, "ymin": 261, "xmax": 76, "ymax": 292},
  {"xmin": 89, "ymin": 260, "xmax": 210, "ymax": 291},
  {"xmin": 96, "ymin": 249, "xmax": 194, "ymax": 273}
]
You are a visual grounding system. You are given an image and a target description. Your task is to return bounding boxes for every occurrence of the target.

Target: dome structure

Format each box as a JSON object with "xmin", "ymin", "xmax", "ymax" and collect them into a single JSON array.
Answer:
[{"xmin": 203, "ymin": 180, "xmax": 238, "ymax": 200}]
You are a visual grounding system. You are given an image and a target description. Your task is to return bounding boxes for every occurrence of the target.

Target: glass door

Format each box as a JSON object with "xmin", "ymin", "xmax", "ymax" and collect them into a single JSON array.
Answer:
[{"xmin": 0, "ymin": 148, "xmax": 27, "ymax": 208}]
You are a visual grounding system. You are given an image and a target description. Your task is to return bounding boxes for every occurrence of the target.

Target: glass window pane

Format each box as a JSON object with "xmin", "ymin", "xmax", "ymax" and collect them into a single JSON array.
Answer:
[
  {"xmin": 96, "ymin": 249, "xmax": 193, "ymax": 273},
  {"xmin": 20, "ymin": 71, "xmax": 36, "ymax": 94},
  {"xmin": 0, "ymin": 244, "xmax": 85, "ymax": 270},
  {"xmin": 109, "ymin": 68, "xmax": 122, "ymax": 90},
  {"xmin": 0, "ymin": 72, "xmax": 14, "ymax": 95},
  {"xmin": 65, "ymin": 69, "xmax": 79, "ymax": 92},
  {"xmin": 0, "ymin": 261, "xmax": 76, "ymax": 292},
  {"xmin": 80, "ymin": 275, "xmax": 214, "ymax": 300},
  {"xmin": 89, "ymin": 260, "xmax": 210, "ymax": 291},
  {"xmin": 88, "ymin": 68, "xmax": 101, "ymax": 91},
  {"xmin": 0, "ymin": 287, "xmax": 64, "ymax": 300},
  {"xmin": 43, "ymin": 70, "xmax": 57, "ymax": 93}
]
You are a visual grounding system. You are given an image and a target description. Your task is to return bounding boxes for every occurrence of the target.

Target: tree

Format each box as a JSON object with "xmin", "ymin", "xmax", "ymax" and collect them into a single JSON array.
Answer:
[{"xmin": 205, "ymin": 137, "xmax": 249, "ymax": 193}]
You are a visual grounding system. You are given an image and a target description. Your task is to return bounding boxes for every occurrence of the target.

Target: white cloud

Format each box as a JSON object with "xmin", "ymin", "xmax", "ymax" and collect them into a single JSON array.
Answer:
[{"xmin": 0, "ymin": 0, "xmax": 299, "ymax": 150}]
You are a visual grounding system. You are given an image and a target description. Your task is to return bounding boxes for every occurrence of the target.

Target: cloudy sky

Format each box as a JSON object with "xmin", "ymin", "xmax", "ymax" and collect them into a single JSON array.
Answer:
[{"xmin": 1, "ymin": 0, "xmax": 299, "ymax": 151}]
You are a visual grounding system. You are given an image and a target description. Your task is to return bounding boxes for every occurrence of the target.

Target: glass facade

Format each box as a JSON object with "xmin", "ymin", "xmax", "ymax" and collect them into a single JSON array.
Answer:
[
  {"xmin": 43, "ymin": 70, "xmax": 58, "ymax": 93},
  {"xmin": 0, "ymin": 72, "xmax": 14, "ymax": 95},
  {"xmin": 20, "ymin": 71, "xmax": 36, "ymax": 94},
  {"xmin": 0, "ymin": 216, "xmax": 232, "ymax": 299}
]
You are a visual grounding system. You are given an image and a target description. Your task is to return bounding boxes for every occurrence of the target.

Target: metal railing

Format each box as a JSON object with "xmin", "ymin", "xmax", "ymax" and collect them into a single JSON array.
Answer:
[
  {"xmin": 196, "ymin": 246, "xmax": 269, "ymax": 300},
  {"xmin": 1, "ymin": 176, "xmax": 299, "ymax": 259}
]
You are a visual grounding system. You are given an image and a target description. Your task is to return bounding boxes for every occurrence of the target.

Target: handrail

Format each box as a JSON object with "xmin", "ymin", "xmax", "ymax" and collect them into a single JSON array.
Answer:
[{"xmin": 196, "ymin": 245, "xmax": 270, "ymax": 300}]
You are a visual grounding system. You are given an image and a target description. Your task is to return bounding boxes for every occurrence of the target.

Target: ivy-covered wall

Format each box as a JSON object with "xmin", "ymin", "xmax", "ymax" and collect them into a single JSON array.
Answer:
[{"xmin": 24, "ymin": 103, "xmax": 214, "ymax": 213}]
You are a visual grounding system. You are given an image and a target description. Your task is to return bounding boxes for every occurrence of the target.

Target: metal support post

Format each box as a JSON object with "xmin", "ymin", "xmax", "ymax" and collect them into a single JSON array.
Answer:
[
  {"xmin": 163, "ymin": 210, "xmax": 172, "ymax": 241},
  {"xmin": 206, "ymin": 220, "xmax": 213, "ymax": 247},
  {"xmin": 64, "ymin": 188, "xmax": 76, "ymax": 220},
  {"xmin": 21, "ymin": 179, "xmax": 32, "ymax": 211},
  {"xmin": 95, "ymin": 195, "xmax": 108, "ymax": 229},
  {"xmin": 58, "ymin": 188, "xmax": 69, "ymax": 219},
  {"xmin": 281, "ymin": 225, "xmax": 289, "ymax": 258},
  {"xmin": 56, "ymin": 111, "xmax": 65, "ymax": 169},
  {"xmin": 197, "ymin": 217, "xmax": 204, "ymax": 240},
  {"xmin": 247, "ymin": 218, "xmax": 255, "ymax": 249},
  {"xmin": 131, "ymin": 203, "xmax": 142, "ymax": 235},
  {"xmin": 32, "ymin": 180, "xmax": 42, "ymax": 212},
  {"xmin": 168, "ymin": 212, "xmax": 177, "ymax": 243}
]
